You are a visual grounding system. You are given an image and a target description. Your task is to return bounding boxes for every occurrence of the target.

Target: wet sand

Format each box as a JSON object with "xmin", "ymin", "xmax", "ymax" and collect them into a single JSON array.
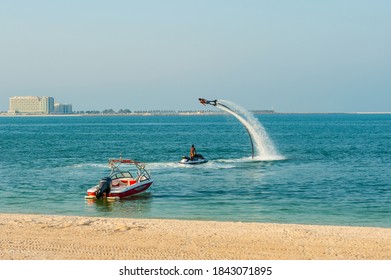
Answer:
[{"xmin": 0, "ymin": 213, "xmax": 390, "ymax": 260}]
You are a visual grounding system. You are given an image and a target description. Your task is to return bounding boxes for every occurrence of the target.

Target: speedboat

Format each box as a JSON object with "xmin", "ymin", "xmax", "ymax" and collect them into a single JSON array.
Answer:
[
  {"xmin": 179, "ymin": 154, "xmax": 208, "ymax": 165},
  {"xmin": 85, "ymin": 158, "xmax": 153, "ymax": 199}
]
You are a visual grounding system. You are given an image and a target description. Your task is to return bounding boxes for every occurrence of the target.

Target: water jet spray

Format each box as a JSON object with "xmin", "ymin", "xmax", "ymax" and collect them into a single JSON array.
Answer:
[{"xmin": 199, "ymin": 98, "xmax": 281, "ymax": 160}]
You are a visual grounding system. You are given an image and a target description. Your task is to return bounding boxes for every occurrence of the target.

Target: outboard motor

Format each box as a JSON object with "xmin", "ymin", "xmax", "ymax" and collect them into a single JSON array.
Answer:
[{"xmin": 95, "ymin": 177, "xmax": 112, "ymax": 199}]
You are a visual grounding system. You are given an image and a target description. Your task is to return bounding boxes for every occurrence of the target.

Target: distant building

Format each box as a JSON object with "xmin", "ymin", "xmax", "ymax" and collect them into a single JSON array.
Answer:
[
  {"xmin": 8, "ymin": 96, "xmax": 72, "ymax": 115},
  {"xmin": 53, "ymin": 102, "xmax": 73, "ymax": 114},
  {"xmin": 8, "ymin": 96, "xmax": 54, "ymax": 114}
]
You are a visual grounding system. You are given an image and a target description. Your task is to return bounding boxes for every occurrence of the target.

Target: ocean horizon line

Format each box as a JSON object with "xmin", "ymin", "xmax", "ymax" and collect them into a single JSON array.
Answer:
[{"xmin": 1, "ymin": 111, "xmax": 390, "ymax": 117}]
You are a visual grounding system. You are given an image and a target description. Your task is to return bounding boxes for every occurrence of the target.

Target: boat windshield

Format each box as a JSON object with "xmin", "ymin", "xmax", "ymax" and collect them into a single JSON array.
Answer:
[{"xmin": 110, "ymin": 171, "xmax": 133, "ymax": 179}]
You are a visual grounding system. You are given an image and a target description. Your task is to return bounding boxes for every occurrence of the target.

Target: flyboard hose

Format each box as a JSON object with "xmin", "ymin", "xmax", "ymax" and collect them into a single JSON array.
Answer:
[{"xmin": 199, "ymin": 98, "xmax": 255, "ymax": 159}]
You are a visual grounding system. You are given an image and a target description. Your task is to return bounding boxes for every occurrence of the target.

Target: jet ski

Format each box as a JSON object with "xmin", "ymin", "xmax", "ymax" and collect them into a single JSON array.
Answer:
[{"xmin": 179, "ymin": 154, "xmax": 208, "ymax": 165}]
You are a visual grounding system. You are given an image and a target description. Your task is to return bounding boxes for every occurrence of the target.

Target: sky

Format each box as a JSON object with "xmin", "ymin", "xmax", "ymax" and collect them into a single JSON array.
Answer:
[{"xmin": 1, "ymin": 0, "xmax": 390, "ymax": 113}]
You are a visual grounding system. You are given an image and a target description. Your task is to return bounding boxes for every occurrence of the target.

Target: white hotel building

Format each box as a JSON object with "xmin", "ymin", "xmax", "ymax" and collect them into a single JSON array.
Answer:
[
  {"xmin": 53, "ymin": 102, "xmax": 73, "ymax": 114},
  {"xmin": 8, "ymin": 96, "xmax": 72, "ymax": 115}
]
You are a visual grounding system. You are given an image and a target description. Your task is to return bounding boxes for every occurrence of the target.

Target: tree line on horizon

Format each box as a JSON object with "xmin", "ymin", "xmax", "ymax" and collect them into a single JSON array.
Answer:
[{"xmin": 72, "ymin": 109, "xmax": 220, "ymax": 115}]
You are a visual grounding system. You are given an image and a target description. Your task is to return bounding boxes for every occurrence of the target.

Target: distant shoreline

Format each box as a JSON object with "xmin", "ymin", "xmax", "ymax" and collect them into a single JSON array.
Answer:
[{"xmin": 1, "ymin": 111, "xmax": 390, "ymax": 117}]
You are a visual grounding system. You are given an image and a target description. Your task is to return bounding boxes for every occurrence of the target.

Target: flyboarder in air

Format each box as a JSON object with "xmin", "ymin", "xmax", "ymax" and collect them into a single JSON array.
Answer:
[{"xmin": 199, "ymin": 98, "xmax": 217, "ymax": 106}]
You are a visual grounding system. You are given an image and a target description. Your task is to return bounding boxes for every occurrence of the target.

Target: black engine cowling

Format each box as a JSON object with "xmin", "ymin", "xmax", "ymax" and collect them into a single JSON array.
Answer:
[{"xmin": 95, "ymin": 177, "xmax": 112, "ymax": 199}]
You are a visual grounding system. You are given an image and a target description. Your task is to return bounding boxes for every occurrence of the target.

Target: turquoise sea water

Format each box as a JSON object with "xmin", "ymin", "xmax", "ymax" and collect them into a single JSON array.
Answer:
[{"xmin": 0, "ymin": 114, "xmax": 390, "ymax": 227}]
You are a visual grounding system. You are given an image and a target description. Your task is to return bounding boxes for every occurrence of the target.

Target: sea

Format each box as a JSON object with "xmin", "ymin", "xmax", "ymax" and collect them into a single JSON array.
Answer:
[{"xmin": 0, "ymin": 113, "xmax": 390, "ymax": 228}]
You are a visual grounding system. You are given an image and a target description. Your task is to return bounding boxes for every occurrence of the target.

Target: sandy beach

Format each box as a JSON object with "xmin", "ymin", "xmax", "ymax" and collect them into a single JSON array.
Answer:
[{"xmin": 0, "ymin": 213, "xmax": 390, "ymax": 260}]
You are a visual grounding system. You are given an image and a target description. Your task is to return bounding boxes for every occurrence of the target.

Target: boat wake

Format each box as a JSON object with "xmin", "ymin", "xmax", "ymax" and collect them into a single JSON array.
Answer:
[
  {"xmin": 146, "ymin": 156, "xmax": 284, "ymax": 172},
  {"xmin": 71, "ymin": 163, "xmax": 108, "ymax": 169},
  {"xmin": 147, "ymin": 161, "xmax": 236, "ymax": 171}
]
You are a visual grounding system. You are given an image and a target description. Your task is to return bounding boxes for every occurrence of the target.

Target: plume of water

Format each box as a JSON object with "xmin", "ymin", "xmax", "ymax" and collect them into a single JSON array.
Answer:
[{"xmin": 216, "ymin": 100, "xmax": 283, "ymax": 160}]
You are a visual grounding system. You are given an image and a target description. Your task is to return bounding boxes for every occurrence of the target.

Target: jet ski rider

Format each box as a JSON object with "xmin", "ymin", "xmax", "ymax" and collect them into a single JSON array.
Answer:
[{"xmin": 190, "ymin": 144, "xmax": 196, "ymax": 160}]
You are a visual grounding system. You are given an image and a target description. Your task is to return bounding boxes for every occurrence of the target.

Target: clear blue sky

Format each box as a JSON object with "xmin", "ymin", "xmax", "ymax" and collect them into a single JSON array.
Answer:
[{"xmin": 1, "ymin": 0, "xmax": 390, "ymax": 112}]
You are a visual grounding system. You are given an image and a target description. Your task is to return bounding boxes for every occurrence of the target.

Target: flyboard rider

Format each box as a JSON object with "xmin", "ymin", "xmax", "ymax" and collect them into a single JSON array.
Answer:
[{"xmin": 199, "ymin": 98, "xmax": 217, "ymax": 106}]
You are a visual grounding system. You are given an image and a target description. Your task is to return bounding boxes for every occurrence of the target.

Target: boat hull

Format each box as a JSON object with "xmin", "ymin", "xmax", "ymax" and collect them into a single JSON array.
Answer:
[{"xmin": 87, "ymin": 181, "xmax": 153, "ymax": 199}]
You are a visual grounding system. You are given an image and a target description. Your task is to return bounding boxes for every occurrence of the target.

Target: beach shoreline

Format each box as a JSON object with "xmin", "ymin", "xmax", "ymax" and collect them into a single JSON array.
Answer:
[{"xmin": 1, "ymin": 213, "xmax": 390, "ymax": 260}]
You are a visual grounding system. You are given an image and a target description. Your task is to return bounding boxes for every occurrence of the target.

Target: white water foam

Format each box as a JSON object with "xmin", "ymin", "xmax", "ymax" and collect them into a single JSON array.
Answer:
[
  {"xmin": 148, "ymin": 161, "xmax": 236, "ymax": 170},
  {"xmin": 71, "ymin": 163, "xmax": 108, "ymax": 169},
  {"xmin": 216, "ymin": 100, "xmax": 284, "ymax": 161}
]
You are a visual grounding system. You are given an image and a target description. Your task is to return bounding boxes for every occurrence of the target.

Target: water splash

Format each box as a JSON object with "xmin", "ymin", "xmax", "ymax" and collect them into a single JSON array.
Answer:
[{"xmin": 215, "ymin": 100, "xmax": 283, "ymax": 161}]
